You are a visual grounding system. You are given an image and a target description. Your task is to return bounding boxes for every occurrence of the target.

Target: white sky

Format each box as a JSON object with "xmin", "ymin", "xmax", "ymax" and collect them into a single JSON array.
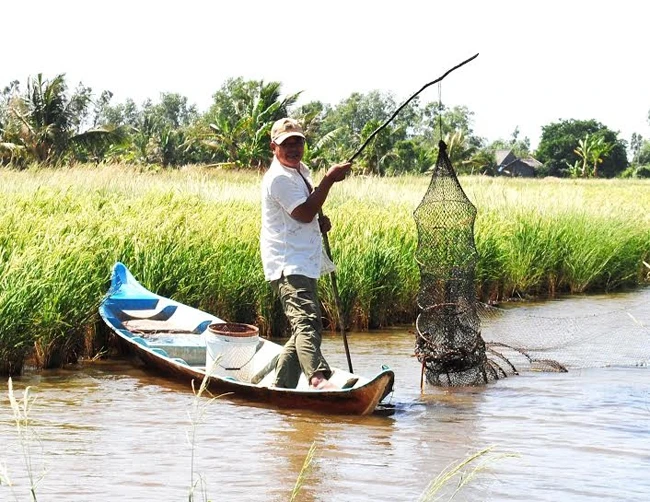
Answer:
[{"xmin": 3, "ymin": 0, "xmax": 649, "ymax": 150}]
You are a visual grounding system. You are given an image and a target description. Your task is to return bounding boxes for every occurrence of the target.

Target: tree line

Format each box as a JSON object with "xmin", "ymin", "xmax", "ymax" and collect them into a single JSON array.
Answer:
[{"xmin": 1, "ymin": 73, "xmax": 649, "ymax": 178}]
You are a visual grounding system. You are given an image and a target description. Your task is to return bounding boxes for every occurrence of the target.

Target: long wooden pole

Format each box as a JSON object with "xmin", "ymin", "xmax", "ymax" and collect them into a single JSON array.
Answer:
[
  {"xmin": 320, "ymin": 225, "xmax": 354, "ymax": 373},
  {"xmin": 347, "ymin": 53, "xmax": 479, "ymax": 163},
  {"xmin": 323, "ymin": 53, "xmax": 480, "ymax": 375}
]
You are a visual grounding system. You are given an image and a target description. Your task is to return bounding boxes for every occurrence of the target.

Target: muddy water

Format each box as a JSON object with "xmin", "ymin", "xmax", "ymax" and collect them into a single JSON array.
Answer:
[{"xmin": 1, "ymin": 289, "xmax": 649, "ymax": 501}]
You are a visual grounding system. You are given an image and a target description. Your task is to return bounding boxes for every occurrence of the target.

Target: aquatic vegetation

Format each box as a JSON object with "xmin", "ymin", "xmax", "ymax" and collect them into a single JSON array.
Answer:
[
  {"xmin": 417, "ymin": 446, "xmax": 518, "ymax": 501},
  {"xmin": 187, "ymin": 362, "xmax": 225, "ymax": 502},
  {"xmin": 290, "ymin": 442, "xmax": 317, "ymax": 502},
  {"xmin": 1, "ymin": 378, "xmax": 47, "ymax": 501}
]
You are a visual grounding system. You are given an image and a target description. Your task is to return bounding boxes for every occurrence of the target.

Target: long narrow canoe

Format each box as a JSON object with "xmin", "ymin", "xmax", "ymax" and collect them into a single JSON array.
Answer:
[{"xmin": 99, "ymin": 263, "xmax": 395, "ymax": 416}]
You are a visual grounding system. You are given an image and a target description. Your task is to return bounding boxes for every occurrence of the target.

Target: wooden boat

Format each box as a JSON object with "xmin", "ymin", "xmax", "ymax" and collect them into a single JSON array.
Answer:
[{"xmin": 99, "ymin": 262, "xmax": 395, "ymax": 416}]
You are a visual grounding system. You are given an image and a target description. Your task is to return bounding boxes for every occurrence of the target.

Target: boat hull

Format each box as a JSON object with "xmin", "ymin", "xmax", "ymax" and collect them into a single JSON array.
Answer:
[{"xmin": 99, "ymin": 262, "xmax": 395, "ymax": 416}]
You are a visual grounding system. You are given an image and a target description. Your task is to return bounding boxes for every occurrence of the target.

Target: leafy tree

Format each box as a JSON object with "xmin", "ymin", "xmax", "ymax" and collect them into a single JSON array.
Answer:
[
  {"xmin": 635, "ymin": 165, "xmax": 650, "ymax": 178},
  {"xmin": 420, "ymin": 103, "xmax": 483, "ymax": 148},
  {"xmin": 630, "ymin": 133, "xmax": 644, "ymax": 165},
  {"xmin": 93, "ymin": 92, "xmax": 199, "ymax": 166},
  {"xmin": 389, "ymin": 138, "xmax": 436, "ymax": 174},
  {"xmin": 319, "ymin": 91, "xmax": 413, "ymax": 171},
  {"xmin": 322, "ymin": 91, "xmax": 402, "ymax": 137},
  {"xmin": 292, "ymin": 100, "xmax": 343, "ymax": 169},
  {"xmin": 196, "ymin": 78, "xmax": 299, "ymax": 168},
  {"xmin": 0, "ymin": 74, "xmax": 122, "ymax": 166},
  {"xmin": 141, "ymin": 93, "xmax": 199, "ymax": 166},
  {"xmin": 356, "ymin": 119, "xmax": 403, "ymax": 175},
  {"xmin": 467, "ymin": 148, "xmax": 497, "ymax": 175},
  {"xmin": 444, "ymin": 129, "xmax": 479, "ymax": 174},
  {"xmin": 416, "ymin": 103, "xmax": 484, "ymax": 174},
  {"xmin": 96, "ymin": 97, "xmax": 140, "ymax": 128},
  {"xmin": 0, "ymin": 81, "xmax": 25, "ymax": 164},
  {"xmin": 292, "ymin": 101, "xmax": 333, "ymax": 146},
  {"xmin": 635, "ymin": 140, "xmax": 650, "ymax": 166},
  {"xmin": 489, "ymin": 127, "xmax": 531, "ymax": 158},
  {"xmin": 535, "ymin": 119, "xmax": 628, "ymax": 177}
]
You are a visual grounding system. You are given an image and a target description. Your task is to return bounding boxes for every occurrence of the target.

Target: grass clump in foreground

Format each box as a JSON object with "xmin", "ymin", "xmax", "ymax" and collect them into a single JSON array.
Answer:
[
  {"xmin": 0, "ymin": 165, "xmax": 649, "ymax": 374},
  {"xmin": 187, "ymin": 357, "xmax": 230, "ymax": 502},
  {"xmin": 1, "ymin": 378, "xmax": 46, "ymax": 501},
  {"xmin": 417, "ymin": 446, "xmax": 518, "ymax": 501}
]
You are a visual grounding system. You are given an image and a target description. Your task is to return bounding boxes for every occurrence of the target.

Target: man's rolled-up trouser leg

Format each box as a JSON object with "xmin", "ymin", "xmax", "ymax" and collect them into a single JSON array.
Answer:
[{"xmin": 272, "ymin": 274, "xmax": 331, "ymax": 388}]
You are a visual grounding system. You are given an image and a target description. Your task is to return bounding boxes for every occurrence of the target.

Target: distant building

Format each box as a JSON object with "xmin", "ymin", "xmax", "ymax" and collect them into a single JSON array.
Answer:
[{"xmin": 495, "ymin": 150, "xmax": 542, "ymax": 177}]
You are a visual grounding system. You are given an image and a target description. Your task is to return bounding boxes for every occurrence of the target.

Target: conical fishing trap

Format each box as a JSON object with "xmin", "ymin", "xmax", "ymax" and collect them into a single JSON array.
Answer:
[{"xmin": 413, "ymin": 142, "xmax": 650, "ymax": 387}]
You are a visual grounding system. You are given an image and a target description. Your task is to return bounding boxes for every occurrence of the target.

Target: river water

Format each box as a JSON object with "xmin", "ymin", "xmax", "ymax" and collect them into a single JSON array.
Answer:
[{"xmin": 1, "ymin": 289, "xmax": 649, "ymax": 501}]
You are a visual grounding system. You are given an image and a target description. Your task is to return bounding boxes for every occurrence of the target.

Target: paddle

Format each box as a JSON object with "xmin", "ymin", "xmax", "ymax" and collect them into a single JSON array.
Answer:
[{"xmin": 320, "ymin": 53, "xmax": 480, "ymax": 374}]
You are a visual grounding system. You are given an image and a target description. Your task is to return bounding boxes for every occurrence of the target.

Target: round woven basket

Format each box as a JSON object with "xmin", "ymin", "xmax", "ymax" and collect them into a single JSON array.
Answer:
[{"xmin": 207, "ymin": 322, "xmax": 259, "ymax": 338}]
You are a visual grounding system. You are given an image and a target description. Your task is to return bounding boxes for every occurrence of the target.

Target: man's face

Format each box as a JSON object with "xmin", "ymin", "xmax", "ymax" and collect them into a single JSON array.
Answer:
[{"xmin": 272, "ymin": 136, "xmax": 305, "ymax": 168}]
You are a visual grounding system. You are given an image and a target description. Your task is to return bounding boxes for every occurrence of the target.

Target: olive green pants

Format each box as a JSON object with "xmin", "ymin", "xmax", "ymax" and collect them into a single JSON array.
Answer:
[{"xmin": 271, "ymin": 274, "xmax": 332, "ymax": 388}]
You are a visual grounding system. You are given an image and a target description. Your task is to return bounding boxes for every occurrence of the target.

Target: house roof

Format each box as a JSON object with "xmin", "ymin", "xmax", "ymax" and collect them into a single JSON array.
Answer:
[
  {"xmin": 520, "ymin": 157, "xmax": 543, "ymax": 168},
  {"xmin": 495, "ymin": 149, "xmax": 542, "ymax": 169},
  {"xmin": 494, "ymin": 149, "xmax": 543, "ymax": 175},
  {"xmin": 495, "ymin": 149, "xmax": 516, "ymax": 166}
]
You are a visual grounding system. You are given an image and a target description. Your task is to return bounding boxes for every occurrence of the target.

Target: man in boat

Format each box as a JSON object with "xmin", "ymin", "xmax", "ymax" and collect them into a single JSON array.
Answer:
[{"xmin": 261, "ymin": 117, "xmax": 352, "ymax": 390}]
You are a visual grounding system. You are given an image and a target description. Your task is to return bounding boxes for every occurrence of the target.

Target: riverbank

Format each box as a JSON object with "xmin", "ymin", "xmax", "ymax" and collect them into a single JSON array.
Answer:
[{"xmin": 1, "ymin": 165, "xmax": 648, "ymax": 374}]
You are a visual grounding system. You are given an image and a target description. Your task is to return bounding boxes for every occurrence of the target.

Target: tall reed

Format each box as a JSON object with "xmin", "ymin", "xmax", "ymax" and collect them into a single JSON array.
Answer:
[
  {"xmin": 417, "ymin": 446, "xmax": 518, "ymax": 501},
  {"xmin": 1, "ymin": 165, "xmax": 648, "ymax": 373},
  {"xmin": 1, "ymin": 378, "xmax": 45, "ymax": 501}
]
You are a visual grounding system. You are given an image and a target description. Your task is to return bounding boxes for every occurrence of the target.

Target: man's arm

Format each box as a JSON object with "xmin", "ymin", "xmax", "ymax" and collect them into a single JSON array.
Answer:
[{"xmin": 291, "ymin": 162, "xmax": 352, "ymax": 223}]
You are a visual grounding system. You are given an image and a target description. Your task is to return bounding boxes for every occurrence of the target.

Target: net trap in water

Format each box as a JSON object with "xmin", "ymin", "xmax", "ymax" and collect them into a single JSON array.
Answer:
[
  {"xmin": 412, "ymin": 141, "xmax": 650, "ymax": 387},
  {"xmin": 412, "ymin": 139, "xmax": 577, "ymax": 387}
]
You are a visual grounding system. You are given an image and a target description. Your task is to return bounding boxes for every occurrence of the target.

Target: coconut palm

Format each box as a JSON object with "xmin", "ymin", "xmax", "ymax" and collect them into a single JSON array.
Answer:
[
  {"xmin": 444, "ymin": 129, "xmax": 479, "ymax": 174},
  {"xmin": 3, "ymin": 74, "xmax": 122, "ymax": 166},
  {"xmin": 197, "ymin": 78, "xmax": 300, "ymax": 169}
]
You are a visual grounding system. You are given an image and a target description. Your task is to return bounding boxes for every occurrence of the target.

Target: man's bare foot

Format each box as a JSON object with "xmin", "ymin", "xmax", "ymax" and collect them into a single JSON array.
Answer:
[{"xmin": 310, "ymin": 372, "xmax": 338, "ymax": 390}]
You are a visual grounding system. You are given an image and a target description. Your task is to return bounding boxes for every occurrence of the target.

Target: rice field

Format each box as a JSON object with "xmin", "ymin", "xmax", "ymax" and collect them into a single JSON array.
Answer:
[{"xmin": 1, "ymin": 164, "xmax": 648, "ymax": 374}]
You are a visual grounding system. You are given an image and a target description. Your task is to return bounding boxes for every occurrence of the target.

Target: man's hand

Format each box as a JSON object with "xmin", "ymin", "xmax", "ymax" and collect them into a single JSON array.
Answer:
[
  {"xmin": 325, "ymin": 162, "xmax": 352, "ymax": 182},
  {"xmin": 318, "ymin": 214, "xmax": 332, "ymax": 233},
  {"xmin": 292, "ymin": 162, "xmax": 352, "ymax": 224}
]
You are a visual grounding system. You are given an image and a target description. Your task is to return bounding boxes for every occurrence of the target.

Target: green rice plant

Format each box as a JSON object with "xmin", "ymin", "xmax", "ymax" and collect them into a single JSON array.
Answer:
[
  {"xmin": 326, "ymin": 200, "xmax": 418, "ymax": 329},
  {"xmin": 496, "ymin": 213, "xmax": 570, "ymax": 297},
  {"xmin": 467, "ymin": 176, "xmax": 650, "ymax": 299},
  {"xmin": 0, "ymin": 166, "xmax": 649, "ymax": 372},
  {"xmin": 0, "ymin": 262, "xmax": 45, "ymax": 374},
  {"xmin": 560, "ymin": 216, "xmax": 647, "ymax": 292}
]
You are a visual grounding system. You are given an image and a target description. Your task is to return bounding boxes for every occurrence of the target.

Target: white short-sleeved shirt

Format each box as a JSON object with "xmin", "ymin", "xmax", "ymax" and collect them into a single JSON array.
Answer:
[{"xmin": 260, "ymin": 157, "xmax": 331, "ymax": 281}]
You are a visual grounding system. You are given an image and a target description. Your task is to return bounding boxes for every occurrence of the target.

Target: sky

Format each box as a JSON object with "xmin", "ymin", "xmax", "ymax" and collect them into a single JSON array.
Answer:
[{"xmin": 3, "ymin": 0, "xmax": 649, "ymax": 150}]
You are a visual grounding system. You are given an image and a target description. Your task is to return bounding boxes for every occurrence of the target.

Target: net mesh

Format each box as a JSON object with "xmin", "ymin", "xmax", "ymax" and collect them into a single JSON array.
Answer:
[
  {"xmin": 478, "ymin": 300, "xmax": 650, "ymax": 371},
  {"xmin": 413, "ymin": 140, "xmax": 650, "ymax": 386},
  {"xmin": 413, "ymin": 140, "xmax": 493, "ymax": 386}
]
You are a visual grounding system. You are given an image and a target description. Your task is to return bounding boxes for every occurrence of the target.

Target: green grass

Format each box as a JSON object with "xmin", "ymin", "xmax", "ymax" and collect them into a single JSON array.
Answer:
[{"xmin": 0, "ymin": 165, "xmax": 648, "ymax": 373}]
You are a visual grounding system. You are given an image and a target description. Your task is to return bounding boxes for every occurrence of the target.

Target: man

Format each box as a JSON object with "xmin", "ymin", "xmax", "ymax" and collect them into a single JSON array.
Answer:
[{"xmin": 260, "ymin": 117, "xmax": 352, "ymax": 390}]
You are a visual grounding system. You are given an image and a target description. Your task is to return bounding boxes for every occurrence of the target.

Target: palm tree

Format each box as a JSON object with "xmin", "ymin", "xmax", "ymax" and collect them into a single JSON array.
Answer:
[
  {"xmin": 5, "ymin": 74, "xmax": 122, "ymax": 165},
  {"xmin": 444, "ymin": 130, "xmax": 479, "ymax": 174},
  {"xmin": 198, "ymin": 79, "xmax": 300, "ymax": 169}
]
